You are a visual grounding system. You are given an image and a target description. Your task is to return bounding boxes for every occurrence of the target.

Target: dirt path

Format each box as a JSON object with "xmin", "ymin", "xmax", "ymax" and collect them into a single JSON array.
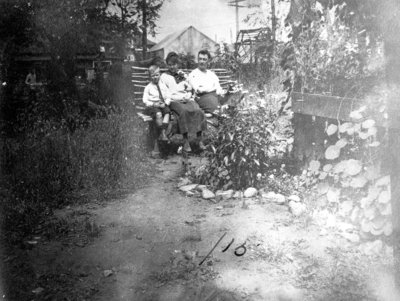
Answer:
[{"xmin": 26, "ymin": 155, "xmax": 395, "ymax": 301}]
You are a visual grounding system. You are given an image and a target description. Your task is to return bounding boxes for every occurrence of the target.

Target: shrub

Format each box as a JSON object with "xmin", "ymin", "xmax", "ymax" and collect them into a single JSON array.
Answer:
[
  {"xmin": 301, "ymin": 103, "xmax": 391, "ymax": 240},
  {"xmin": 197, "ymin": 103, "xmax": 292, "ymax": 190},
  {"xmin": 1, "ymin": 105, "xmax": 152, "ymax": 244}
]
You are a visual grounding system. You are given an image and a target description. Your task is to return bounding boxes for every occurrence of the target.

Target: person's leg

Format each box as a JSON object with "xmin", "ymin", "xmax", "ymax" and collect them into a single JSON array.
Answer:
[
  {"xmin": 144, "ymin": 107, "xmax": 161, "ymax": 156},
  {"xmin": 197, "ymin": 92, "xmax": 219, "ymax": 114},
  {"xmin": 196, "ymin": 131, "xmax": 206, "ymax": 150},
  {"xmin": 182, "ymin": 132, "xmax": 191, "ymax": 152},
  {"xmin": 159, "ymin": 107, "xmax": 171, "ymax": 141},
  {"xmin": 155, "ymin": 111, "xmax": 163, "ymax": 127}
]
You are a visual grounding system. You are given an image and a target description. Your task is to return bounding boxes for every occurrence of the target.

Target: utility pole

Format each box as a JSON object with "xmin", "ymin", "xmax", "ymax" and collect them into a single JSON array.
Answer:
[{"xmin": 227, "ymin": 0, "xmax": 246, "ymax": 41}]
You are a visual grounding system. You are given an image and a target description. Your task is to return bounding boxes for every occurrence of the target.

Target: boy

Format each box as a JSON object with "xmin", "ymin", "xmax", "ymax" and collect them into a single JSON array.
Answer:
[{"xmin": 143, "ymin": 65, "xmax": 171, "ymax": 141}]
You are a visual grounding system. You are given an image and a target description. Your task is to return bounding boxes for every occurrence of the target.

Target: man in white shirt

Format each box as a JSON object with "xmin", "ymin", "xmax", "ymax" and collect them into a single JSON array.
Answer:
[{"xmin": 188, "ymin": 50, "xmax": 224, "ymax": 114}]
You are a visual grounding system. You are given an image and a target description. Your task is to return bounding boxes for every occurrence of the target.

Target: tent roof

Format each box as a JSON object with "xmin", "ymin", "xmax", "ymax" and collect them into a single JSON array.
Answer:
[{"xmin": 149, "ymin": 26, "xmax": 216, "ymax": 52}]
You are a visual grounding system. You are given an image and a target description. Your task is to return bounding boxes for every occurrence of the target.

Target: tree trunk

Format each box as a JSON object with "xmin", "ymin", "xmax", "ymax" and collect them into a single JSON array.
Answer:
[
  {"xmin": 384, "ymin": 0, "xmax": 400, "ymax": 289},
  {"xmin": 271, "ymin": 0, "xmax": 276, "ymax": 50},
  {"xmin": 141, "ymin": 0, "xmax": 147, "ymax": 60}
]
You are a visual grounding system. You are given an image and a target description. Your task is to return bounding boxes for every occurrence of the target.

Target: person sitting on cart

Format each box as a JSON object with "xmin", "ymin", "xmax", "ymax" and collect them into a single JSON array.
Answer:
[
  {"xmin": 143, "ymin": 65, "xmax": 171, "ymax": 142},
  {"xmin": 188, "ymin": 49, "xmax": 225, "ymax": 115},
  {"xmin": 160, "ymin": 52, "xmax": 207, "ymax": 153}
]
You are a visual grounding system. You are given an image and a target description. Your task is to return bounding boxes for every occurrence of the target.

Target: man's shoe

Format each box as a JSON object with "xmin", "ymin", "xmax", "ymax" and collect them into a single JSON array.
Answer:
[
  {"xmin": 198, "ymin": 141, "xmax": 206, "ymax": 151},
  {"xmin": 151, "ymin": 150, "xmax": 161, "ymax": 158},
  {"xmin": 183, "ymin": 141, "xmax": 192, "ymax": 153}
]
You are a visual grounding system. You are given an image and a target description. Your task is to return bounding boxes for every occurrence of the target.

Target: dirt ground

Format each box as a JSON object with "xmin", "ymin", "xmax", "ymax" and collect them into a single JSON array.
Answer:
[{"xmin": 9, "ymin": 155, "xmax": 398, "ymax": 301}]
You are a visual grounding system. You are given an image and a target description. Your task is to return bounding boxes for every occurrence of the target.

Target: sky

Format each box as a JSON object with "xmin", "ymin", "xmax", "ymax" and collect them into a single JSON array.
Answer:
[
  {"xmin": 153, "ymin": 0, "xmax": 260, "ymax": 44},
  {"xmin": 153, "ymin": 0, "xmax": 291, "ymax": 44}
]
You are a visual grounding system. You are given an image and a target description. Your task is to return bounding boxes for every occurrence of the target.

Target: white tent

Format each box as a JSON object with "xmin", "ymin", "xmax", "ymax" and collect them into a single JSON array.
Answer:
[{"xmin": 149, "ymin": 26, "xmax": 218, "ymax": 59}]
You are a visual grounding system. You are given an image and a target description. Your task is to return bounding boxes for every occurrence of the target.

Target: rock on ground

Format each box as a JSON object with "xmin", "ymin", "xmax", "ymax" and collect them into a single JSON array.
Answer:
[
  {"xmin": 202, "ymin": 188, "xmax": 215, "ymax": 199},
  {"xmin": 215, "ymin": 190, "xmax": 234, "ymax": 200},
  {"xmin": 244, "ymin": 187, "xmax": 258, "ymax": 198},
  {"xmin": 288, "ymin": 201, "xmax": 306, "ymax": 217},
  {"xmin": 261, "ymin": 191, "xmax": 286, "ymax": 205},
  {"xmin": 179, "ymin": 184, "xmax": 198, "ymax": 192}
]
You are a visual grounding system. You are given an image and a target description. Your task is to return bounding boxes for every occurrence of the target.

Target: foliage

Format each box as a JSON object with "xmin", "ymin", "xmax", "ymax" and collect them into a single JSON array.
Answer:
[
  {"xmin": 301, "ymin": 103, "xmax": 391, "ymax": 239},
  {"xmin": 1, "ymin": 103, "xmax": 154, "ymax": 244},
  {"xmin": 107, "ymin": 0, "xmax": 164, "ymax": 37},
  {"xmin": 281, "ymin": 1, "xmax": 385, "ymax": 98},
  {"xmin": 209, "ymin": 43, "xmax": 240, "ymax": 74},
  {"xmin": 176, "ymin": 53, "xmax": 197, "ymax": 70},
  {"xmin": 197, "ymin": 103, "xmax": 292, "ymax": 190}
]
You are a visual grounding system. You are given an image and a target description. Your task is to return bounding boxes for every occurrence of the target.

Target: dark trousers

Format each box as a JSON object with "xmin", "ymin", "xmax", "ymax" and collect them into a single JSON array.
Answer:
[
  {"xmin": 196, "ymin": 91, "xmax": 220, "ymax": 113},
  {"xmin": 144, "ymin": 106, "xmax": 171, "ymax": 119},
  {"xmin": 169, "ymin": 101, "xmax": 207, "ymax": 134}
]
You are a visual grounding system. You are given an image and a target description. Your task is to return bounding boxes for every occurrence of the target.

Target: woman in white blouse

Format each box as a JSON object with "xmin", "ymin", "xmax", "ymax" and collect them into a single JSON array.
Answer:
[{"xmin": 159, "ymin": 52, "xmax": 207, "ymax": 153}]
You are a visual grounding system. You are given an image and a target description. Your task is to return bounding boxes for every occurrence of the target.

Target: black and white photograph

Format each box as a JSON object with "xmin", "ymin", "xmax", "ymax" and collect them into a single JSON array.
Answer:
[{"xmin": 1, "ymin": 0, "xmax": 400, "ymax": 300}]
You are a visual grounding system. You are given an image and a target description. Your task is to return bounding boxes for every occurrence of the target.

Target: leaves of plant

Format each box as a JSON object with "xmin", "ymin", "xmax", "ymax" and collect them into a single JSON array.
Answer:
[
  {"xmin": 327, "ymin": 189, "xmax": 339, "ymax": 203},
  {"xmin": 359, "ymin": 131, "xmax": 370, "ymax": 140},
  {"xmin": 362, "ymin": 119, "xmax": 376, "ymax": 129},
  {"xmin": 325, "ymin": 145, "xmax": 341, "ymax": 160},
  {"xmin": 378, "ymin": 190, "xmax": 390, "ymax": 204},
  {"xmin": 344, "ymin": 159, "xmax": 362, "ymax": 176},
  {"xmin": 376, "ymin": 175, "xmax": 390, "ymax": 187},
  {"xmin": 350, "ymin": 175, "xmax": 368, "ymax": 188},
  {"xmin": 335, "ymin": 138, "xmax": 348, "ymax": 149},
  {"xmin": 309, "ymin": 160, "xmax": 321, "ymax": 173},
  {"xmin": 339, "ymin": 122, "xmax": 353, "ymax": 133},
  {"xmin": 349, "ymin": 110, "xmax": 363, "ymax": 120},
  {"xmin": 326, "ymin": 124, "xmax": 338, "ymax": 136}
]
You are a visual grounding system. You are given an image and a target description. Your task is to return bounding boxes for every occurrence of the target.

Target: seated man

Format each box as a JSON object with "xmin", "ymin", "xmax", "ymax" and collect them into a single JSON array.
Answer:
[
  {"xmin": 143, "ymin": 65, "xmax": 171, "ymax": 146},
  {"xmin": 160, "ymin": 52, "xmax": 207, "ymax": 153},
  {"xmin": 188, "ymin": 49, "xmax": 225, "ymax": 114}
]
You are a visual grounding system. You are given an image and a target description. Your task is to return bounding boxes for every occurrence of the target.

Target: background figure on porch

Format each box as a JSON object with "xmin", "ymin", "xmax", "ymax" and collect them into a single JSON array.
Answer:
[
  {"xmin": 142, "ymin": 65, "xmax": 171, "ymax": 156},
  {"xmin": 188, "ymin": 49, "xmax": 224, "ymax": 114},
  {"xmin": 160, "ymin": 52, "xmax": 207, "ymax": 153}
]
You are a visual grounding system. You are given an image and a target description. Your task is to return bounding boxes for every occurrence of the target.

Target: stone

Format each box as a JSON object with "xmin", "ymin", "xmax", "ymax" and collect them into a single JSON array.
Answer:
[
  {"xmin": 196, "ymin": 185, "xmax": 208, "ymax": 191},
  {"xmin": 233, "ymin": 191, "xmax": 243, "ymax": 199},
  {"xmin": 185, "ymin": 191, "xmax": 195, "ymax": 197},
  {"xmin": 179, "ymin": 184, "xmax": 198, "ymax": 192},
  {"xmin": 288, "ymin": 195, "xmax": 301, "ymax": 203},
  {"xmin": 177, "ymin": 177, "xmax": 191, "ymax": 187},
  {"xmin": 103, "ymin": 270, "xmax": 113, "ymax": 277},
  {"xmin": 288, "ymin": 201, "xmax": 306, "ymax": 217},
  {"xmin": 244, "ymin": 187, "xmax": 258, "ymax": 198},
  {"xmin": 216, "ymin": 189, "xmax": 234, "ymax": 200},
  {"xmin": 261, "ymin": 191, "xmax": 286, "ymax": 205},
  {"xmin": 202, "ymin": 188, "xmax": 215, "ymax": 199}
]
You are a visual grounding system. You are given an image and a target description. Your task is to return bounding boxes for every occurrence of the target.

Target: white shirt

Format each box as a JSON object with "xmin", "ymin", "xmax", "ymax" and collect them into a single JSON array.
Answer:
[
  {"xmin": 188, "ymin": 68, "xmax": 223, "ymax": 95},
  {"xmin": 142, "ymin": 81, "xmax": 171, "ymax": 106},
  {"xmin": 159, "ymin": 73, "xmax": 192, "ymax": 101}
]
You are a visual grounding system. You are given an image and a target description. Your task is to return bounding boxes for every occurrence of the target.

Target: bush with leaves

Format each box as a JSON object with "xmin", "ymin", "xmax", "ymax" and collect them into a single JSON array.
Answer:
[
  {"xmin": 281, "ymin": 4, "xmax": 384, "ymax": 98},
  {"xmin": 197, "ymin": 103, "xmax": 292, "ymax": 190},
  {"xmin": 209, "ymin": 43, "xmax": 240, "ymax": 74},
  {"xmin": 302, "ymin": 103, "xmax": 391, "ymax": 240},
  {"xmin": 1, "ymin": 103, "xmax": 153, "ymax": 244}
]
